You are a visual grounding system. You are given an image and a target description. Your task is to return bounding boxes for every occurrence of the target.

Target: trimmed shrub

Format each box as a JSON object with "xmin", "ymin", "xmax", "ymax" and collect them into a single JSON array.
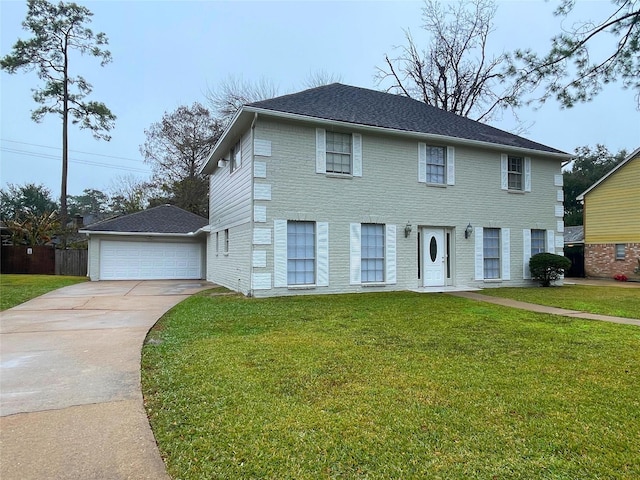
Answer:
[{"xmin": 529, "ymin": 253, "xmax": 572, "ymax": 287}]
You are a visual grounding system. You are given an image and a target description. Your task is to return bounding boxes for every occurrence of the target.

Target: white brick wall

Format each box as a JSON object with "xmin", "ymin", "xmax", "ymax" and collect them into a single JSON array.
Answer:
[{"xmin": 244, "ymin": 119, "xmax": 564, "ymax": 297}]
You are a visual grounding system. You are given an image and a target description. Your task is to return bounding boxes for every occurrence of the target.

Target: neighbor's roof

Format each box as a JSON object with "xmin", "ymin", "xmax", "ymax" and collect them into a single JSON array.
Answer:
[
  {"xmin": 577, "ymin": 146, "xmax": 640, "ymax": 201},
  {"xmin": 80, "ymin": 205, "xmax": 208, "ymax": 235},
  {"xmin": 564, "ymin": 225, "xmax": 584, "ymax": 244}
]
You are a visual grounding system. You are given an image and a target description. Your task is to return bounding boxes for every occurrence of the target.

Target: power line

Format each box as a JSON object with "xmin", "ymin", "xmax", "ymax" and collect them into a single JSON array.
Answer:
[
  {"xmin": 0, "ymin": 147, "xmax": 150, "ymax": 174},
  {"xmin": 0, "ymin": 138, "xmax": 145, "ymax": 163}
]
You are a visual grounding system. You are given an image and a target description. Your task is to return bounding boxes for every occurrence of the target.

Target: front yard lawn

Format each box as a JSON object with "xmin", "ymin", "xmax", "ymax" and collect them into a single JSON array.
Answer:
[
  {"xmin": 479, "ymin": 285, "xmax": 640, "ymax": 319},
  {"xmin": 0, "ymin": 274, "xmax": 87, "ymax": 311},
  {"xmin": 142, "ymin": 291, "xmax": 640, "ymax": 479}
]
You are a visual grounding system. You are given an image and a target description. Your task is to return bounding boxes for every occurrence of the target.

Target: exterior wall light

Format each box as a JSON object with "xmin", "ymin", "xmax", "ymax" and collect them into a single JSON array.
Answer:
[
  {"xmin": 464, "ymin": 223, "xmax": 473, "ymax": 239},
  {"xmin": 404, "ymin": 223, "xmax": 412, "ymax": 238}
]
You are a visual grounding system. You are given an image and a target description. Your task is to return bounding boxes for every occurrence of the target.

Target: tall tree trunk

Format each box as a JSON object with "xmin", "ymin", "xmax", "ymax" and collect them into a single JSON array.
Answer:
[{"xmin": 60, "ymin": 39, "xmax": 69, "ymax": 249}]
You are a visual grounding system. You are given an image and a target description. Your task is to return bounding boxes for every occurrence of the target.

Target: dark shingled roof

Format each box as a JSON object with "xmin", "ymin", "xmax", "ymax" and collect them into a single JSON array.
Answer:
[
  {"xmin": 248, "ymin": 83, "xmax": 566, "ymax": 155},
  {"xmin": 82, "ymin": 205, "xmax": 208, "ymax": 234},
  {"xmin": 564, "ymin": 226, "xmax": 584, "ymax": 244}
]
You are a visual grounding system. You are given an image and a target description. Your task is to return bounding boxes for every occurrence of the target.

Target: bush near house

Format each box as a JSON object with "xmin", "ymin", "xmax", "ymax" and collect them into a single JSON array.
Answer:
[{"xmin": 529, "ymin": 252, "xmax": 572, "ymax": 287}]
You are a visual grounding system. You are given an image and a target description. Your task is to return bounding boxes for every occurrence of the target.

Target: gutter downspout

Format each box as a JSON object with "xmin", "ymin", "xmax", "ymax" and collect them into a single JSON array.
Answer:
[{"xmin": 249, "ymin": 112, "xmax": 258, "ymax": 296}]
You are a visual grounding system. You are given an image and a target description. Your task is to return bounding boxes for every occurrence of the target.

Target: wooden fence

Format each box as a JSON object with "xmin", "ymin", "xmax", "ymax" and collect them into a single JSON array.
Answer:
[
  {"xmin": 1, "ymin": 245, "xmax": 87, "ymax": 276},
  {"xmin": 55, "ymin": 249, "xmax": 88, "ymax": 276}
]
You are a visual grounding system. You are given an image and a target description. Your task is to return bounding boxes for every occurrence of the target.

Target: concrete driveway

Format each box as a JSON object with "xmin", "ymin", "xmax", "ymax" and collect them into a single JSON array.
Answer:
[{"xmin": 0, "ymin": 280, "xmax": 212, "ymax": 480}]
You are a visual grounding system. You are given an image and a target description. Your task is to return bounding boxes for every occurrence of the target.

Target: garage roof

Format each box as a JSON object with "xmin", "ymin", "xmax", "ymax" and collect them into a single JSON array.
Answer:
[{"xmin": 81, "ymin": 205, "xmax": 208, "ymax": 234}]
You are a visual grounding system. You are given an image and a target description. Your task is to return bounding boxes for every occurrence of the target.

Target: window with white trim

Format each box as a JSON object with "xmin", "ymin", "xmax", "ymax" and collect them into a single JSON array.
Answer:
[
  {"xmin": 483, "ymin": 228, "xmax": 501, "ymax": 279},
  {"xmin": 316, "ymin": 129, "xmax": 362, "ymax": 177},
  {"xmin": 224, "ymin": 229, "xmax": 229, "ymax": 254},
  {"xmin": 508, "ymin": 156, "xmax": 523, "ymax": 190},
  {"xmin": 426, "ymin": 146, "xmax": 446, "ymax": 184},
  {"xmin": 361, "ymin": 224, "xmax": 384, "ymax": 283},
  {"xmin": 230, "ymin": 140, "xmax": 241, "ymax": 173},
  {"xmin": 215, "ymin": 231, "xmax": 219, "ymax": 254},
  {"xmin": 287, "ymin": 221, "xmax": 315, "ymax": 285},
  {"xmin": 615, "ymin": 244, "xmax": 625, "ymax": 260},
  {"xmin": 531, "ymin": 229, "xmax": 546, "ymax": 255},
  {"xmin": 326, "ymin": 132, "xmax": 352, "ymax": 174}
]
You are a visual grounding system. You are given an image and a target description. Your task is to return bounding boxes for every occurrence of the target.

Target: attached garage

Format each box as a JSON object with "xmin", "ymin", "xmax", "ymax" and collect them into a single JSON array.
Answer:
[{"xmin": 80, "ymin": 205, "xmax": 209, "ymax": 281}]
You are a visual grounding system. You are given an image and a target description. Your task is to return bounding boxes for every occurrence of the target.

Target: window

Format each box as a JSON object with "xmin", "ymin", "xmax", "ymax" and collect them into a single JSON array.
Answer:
[
  {"xmin": 361, "ymin": 224, "xmax": 384, "ymax": 282},
  {"xmin": 230, "ymin": 140, "xmax": 241, "ymax": 172},
  {"xmin": 215, "ymin": 231, "xmax": 219, "ymax": 254},
  {"xmin": 326, "ymin": 131, "xmax": 352, "ymax": 174},
  {"xmin": 287, "ymin": 221, "xmax": 315, "ymax": 285},
  {"xmin": 531, "ymin": 229, "xmax": 546, "ymax": 255},
  {"xmin": 616, "ymin": 244, "xmax": 625, "ymax": 260},
  {"xmin": 508, "ymin": 156, "xmax": 523, "ymax": 190},
  {"xmin": 426, "ymin": 146, "xmax": 446, "ymax": 184},
  {"xmin": 224, "ymin": 229, "xmax": 229, "ymax": 254},
  {"xmin": 483, "ymin": 228, "xmax": 501, "ymax": 279}
]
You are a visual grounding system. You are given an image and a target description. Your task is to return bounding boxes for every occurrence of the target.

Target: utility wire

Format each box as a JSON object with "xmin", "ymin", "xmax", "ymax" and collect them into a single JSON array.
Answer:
[
  {"xmin": 0, "ymin": 138, "xmax": 145, "ymax": 163},
  {"xmin": 0, "ymin": 147, "xmax": 150, "ymax": 174}
]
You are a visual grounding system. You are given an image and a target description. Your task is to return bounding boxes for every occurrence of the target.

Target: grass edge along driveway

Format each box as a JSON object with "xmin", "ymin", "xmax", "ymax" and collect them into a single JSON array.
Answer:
[
  {"xmin": 0, "ymin": 274, "xmax": 87, "ymax": 311},
  {"xmin": 142, "ymin": 290, "xmax": 640, "ymax": 479}
]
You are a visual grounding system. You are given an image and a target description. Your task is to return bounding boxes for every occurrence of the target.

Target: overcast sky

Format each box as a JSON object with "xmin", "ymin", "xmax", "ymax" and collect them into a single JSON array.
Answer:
[{"xmin": 1, "ymin": 0, "xmax": 638, "ymax": 199}]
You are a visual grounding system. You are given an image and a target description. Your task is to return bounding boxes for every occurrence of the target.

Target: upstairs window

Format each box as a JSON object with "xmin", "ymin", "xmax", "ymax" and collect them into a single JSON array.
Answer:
[
  {"xmin": 501, "ymin": 154, "xmax": 530, "ymax": 192},
  {"xmin": 326, "ymin": 132, "xmax": 352, "ymax": 174},
  {"xmin": 316, "ymin": 128, "xmax": 362, "ymax": 177},
  {"xmin": 508, "ymin": 156, "xmax": 523, "ymax": 190},
  {"xmin": 230, "ymin": 140, "xmax": 241, "ymax": 173},
  {"xmin": 426, "ymin": 146, "xmax": 446, "ymax": 184},
  {"xmin": 418, "ymin": 143, "xmax": 455, "ymax": 186}
]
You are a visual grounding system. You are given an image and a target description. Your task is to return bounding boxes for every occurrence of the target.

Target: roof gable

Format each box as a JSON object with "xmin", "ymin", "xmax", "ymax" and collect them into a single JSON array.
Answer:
[
  {"xmin": 81, "ymin": 205, "xmax": 208, "ymax": 234},
  {"xmin": 577, "ymin": 147, "xmax": 640, "ymax": 201},
  {"xmin": 248, "ymin": 83, "xmax": 566, "ymax": 155}
]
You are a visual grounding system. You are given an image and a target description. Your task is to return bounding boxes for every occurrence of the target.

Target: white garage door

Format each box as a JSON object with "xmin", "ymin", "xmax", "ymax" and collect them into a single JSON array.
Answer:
[{"xmin": 99, "ymin": 240, "xmax": 202, "ymax": 280}]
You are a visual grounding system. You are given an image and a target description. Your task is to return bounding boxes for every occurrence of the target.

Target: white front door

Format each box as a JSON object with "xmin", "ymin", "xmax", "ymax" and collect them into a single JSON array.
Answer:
[{"xmin": 423, "ymin": 228, "xmax": 445, "ymax": 287}]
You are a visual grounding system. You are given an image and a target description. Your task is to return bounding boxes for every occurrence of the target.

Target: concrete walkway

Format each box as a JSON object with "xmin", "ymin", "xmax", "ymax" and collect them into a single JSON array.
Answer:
[
  {"xmin": 0, "ymin": 280, "xmax": 212, "ymax": 480},
  {"xmin": 450, "ymin": 290, "xmax": 640, "ymax": 327}
]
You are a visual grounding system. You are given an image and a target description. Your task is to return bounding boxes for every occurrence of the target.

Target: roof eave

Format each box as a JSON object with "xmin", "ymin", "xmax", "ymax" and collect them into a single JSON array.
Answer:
[
  {"xmin": 200, "ymin": 108, "xmax": 252, "ymax": 175},
  {"xmin": 79, "ymin": 230, "xmax": 207, "ymax": 238},
  {"xmin": 242, "ymin": 106, "xmax": 572, "ymax": 160}
]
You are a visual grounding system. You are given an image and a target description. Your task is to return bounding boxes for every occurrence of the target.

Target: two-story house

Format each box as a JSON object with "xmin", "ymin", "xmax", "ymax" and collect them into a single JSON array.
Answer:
[
  {"xmin": 201, "ymin": 84, "xmax": 570, "ymax": 297},
  {"xmin": 577, "ymin": 147, "xmax": 640, "ymax": 279}
]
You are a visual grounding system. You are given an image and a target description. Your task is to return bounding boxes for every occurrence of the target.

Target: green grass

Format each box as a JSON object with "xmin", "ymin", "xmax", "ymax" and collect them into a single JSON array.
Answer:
[
  {"xmin": 478, "ymin": 285, "xmax": 640, "ymax": 319},
  {"xmin": 0, "ymin": 274, "xmax": 87, "ymax": 311},
  {"xmin": 142, "ymin": 291, "xmax": 640, "ymax": 479}
]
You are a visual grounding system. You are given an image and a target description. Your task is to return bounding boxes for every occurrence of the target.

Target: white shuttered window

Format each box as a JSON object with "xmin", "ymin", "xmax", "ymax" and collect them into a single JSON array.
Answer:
[
  {"xmin": 287, "ymin": 222, "xmax": 315, "ymax": 285},
  {"xmin": 274, "ymin": 220, "xmax": 329, "ymax": 288},
  {"xmin": 350, "ymin": 223, "xmax": 396, "ymax": 285}
]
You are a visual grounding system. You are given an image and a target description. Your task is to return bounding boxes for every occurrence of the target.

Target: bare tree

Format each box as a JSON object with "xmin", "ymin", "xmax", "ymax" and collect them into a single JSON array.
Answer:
[
  {"xmin": 303, "ymin": 70, "xmax": 343, "ymax": 88},
  {"xmin": 108, "ymin": 175, "xmax": 154, "ymax": 215},
  {"xmin": 205, "ymin": 76, "xmax": 279, "ymax": 125},
  {"xmin": 376, "ymin": 0, "xmax": 526, "ymax": 122},
  {"xmin": 510, "ymin": 0, "xmax": 640, "ymax": 108},
  {"xmin": 140, "ymin": 102, "xmax": 223, "ymax": 216}
]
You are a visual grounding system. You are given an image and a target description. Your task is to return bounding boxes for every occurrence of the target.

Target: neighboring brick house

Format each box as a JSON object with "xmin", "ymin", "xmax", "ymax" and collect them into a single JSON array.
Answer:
[
  {"xmin": 201, "ymin": 84, "xmax": 570, "ymax": 297},
  {"xmin": 577, "ymin": 147, "xmax": 640, "ymax": 280}
]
